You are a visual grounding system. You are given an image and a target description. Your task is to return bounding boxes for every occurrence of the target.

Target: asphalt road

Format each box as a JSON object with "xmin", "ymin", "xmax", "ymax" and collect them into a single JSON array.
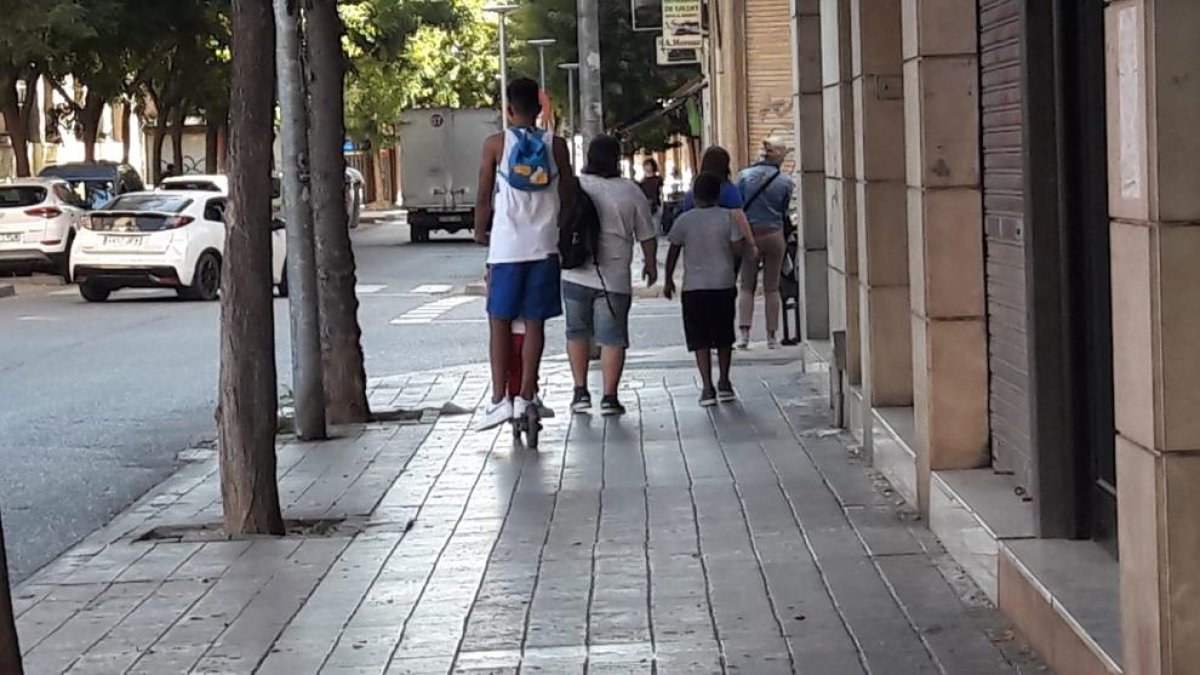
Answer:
[{"xmin": 0, "ymin": 219, "xmax": 691, "ymax": 583}]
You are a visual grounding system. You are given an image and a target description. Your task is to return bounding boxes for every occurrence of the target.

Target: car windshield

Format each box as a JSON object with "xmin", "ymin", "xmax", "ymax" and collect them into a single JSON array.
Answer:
[
  {"xmin": 61, "ymin": 180, "xmax": 117, "ymax": 209},
  {"xmin": 101, "ymin": 194, "xmax": 191, "ymax": 214},
  {"xmin": 0, "ymin": 186, "xmax": 47, "ymax": 208}
]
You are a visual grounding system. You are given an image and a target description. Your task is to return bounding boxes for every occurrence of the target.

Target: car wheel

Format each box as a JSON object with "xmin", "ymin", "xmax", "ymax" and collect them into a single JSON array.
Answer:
[
  {"xmin": 180, "ymin": 252, "xmax": 221, "ymax": 301},
  {"xmin": 79, "ymin": 281, "xmax": 110, "ymax": 303},
  {"xmin": 277, "ymin": 265, "xmax": 289, "ymax": 298}
]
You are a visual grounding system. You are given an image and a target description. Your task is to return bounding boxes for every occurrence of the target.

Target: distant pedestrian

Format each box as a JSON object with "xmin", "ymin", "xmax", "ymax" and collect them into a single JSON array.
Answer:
[
  {"xmin": 638, "ymin": 158, "xmax": 663, "ymax": 232},
  {"xmin": 161, "ymin": 163, "xmax": 177, "ymax": 180},
  {"xmin": 680, "ymin": 146, "xmax": 757, "ymax": 266},
  {"xmin": 474, "ymin": 77, "xmax": 576, "ymax": 433},
  {"xmin": 563, "ymin": 135, "xmax": 658, "ymax": 416},
  {"xmin": 736, "ymin": 137, "xmax": 795, "ymax": 349},
  {"xmin": 663, "ymin": 172, "xmax": 747, "ymax": 407}
]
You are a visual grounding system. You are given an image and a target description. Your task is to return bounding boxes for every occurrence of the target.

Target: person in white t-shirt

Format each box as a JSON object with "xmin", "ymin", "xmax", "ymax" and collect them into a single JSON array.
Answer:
[
  {"xmin": 473, "ymin": 78, "xmax": 576, "ymax": 432},
  {"xmin": 563, "ymin": 135, "xmax": 658, "ymax": 416}
]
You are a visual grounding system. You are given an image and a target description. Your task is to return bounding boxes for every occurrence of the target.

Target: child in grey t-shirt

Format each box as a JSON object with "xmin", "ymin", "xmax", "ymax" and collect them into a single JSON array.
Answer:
[{"xmin": 664, "ymin": 172, "xmax": 747, "ymax": 407}]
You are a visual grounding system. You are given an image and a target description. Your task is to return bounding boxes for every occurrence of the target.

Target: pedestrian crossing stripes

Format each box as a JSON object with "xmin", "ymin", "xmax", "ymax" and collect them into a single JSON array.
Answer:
[{"xmin": 390, "ymin": 296, "xmax": 480, "ymax": 325}]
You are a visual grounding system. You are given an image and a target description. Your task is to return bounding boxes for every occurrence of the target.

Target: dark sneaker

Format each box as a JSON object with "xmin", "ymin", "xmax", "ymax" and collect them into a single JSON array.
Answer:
[
  {"xmin": 699, "ymin": 388, "xmax": 718, "ymax": 408},
  {"xmin": 600, "ymin": 395, "xmax": 626, "ymax": 416},
  {"xmin": 717, "ymin": 382, "xmax": 737, "ymax": 403},
  {"xmin": 571, "ymin": 387, "xmax": 592, "ymax": 413}
]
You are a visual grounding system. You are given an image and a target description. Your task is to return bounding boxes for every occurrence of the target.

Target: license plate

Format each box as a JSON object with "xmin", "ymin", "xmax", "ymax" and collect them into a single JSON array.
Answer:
[
  {"xmin": 104, "ymin": 235, "xmax": 142, "ymax": 248},
  {"xmin": 0, "ymin": 233, "xmax": 19, "ymax": 243},
  {"xmin": 438, "ymin": 216, "xmax": 460, "ymax": 223}
]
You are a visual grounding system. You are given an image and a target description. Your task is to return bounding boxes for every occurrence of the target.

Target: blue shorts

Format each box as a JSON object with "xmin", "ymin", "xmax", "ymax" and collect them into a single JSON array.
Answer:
[
  {"xmin": 487, "ymin": 257, "xmax": 563, "ymax": 321},
  {"xmin": 563, "ymin": 281, "xmax": 632, "ymax": 348}
]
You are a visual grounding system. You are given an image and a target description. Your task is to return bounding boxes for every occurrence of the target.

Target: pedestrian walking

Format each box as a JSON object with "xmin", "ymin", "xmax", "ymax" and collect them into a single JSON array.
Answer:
[
  {"xmin": 736, "ymin": 137, "xmax": 795, "ymax": 349},
  {"xmin": 638, "ymin": 158, "xmax": 664, "ymax": 233},
  {"xmin": 563, "ymin": 136, "xmax": 658, "ymax": 416},
  {"xmin": 663, "ymin": 172, "xmax": 747, "ymax": 407},
  {"xmin": 680, "ymin": 146, "xmax": 757, "ymax": 268},
  {"xmin": 474, "ymin": 77, "xmax": 576, "ymax": 433}
]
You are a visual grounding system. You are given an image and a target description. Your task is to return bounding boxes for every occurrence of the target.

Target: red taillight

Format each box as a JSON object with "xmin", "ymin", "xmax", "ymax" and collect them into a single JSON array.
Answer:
[
  {"xmin": 164, "ymin": 216, "xmax": 195, "ymax": 229},
  {"xmin": 25, "ymin": 207, "xmax": 62, "ymax": 219}
]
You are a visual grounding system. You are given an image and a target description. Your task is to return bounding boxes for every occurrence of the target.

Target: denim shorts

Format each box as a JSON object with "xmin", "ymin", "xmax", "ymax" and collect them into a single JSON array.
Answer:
[
  {"xmin": 487, "ymin": 257, "xmax": 563, "ymax": 321},
  {"xmin": 563, "ymin": 281, "xmax": 633, "ymax": 348}
]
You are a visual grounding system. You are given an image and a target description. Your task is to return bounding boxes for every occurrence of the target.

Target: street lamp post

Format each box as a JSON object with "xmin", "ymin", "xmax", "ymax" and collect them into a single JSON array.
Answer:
[
  {"xmin": 484, "ymin": 5, "xmax": 519, "ymax": 129},
  {"xmin": 528, "ymin": 38, "xmax": 557, "ymax": 91},
  {"xmin": 559, "ymin": 62, "xmax": 579, "ymax": 164}
]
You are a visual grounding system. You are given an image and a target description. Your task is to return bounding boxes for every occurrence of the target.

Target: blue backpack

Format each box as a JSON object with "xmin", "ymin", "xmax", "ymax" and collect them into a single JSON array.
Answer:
[{"xmin": 500, "ymin": 127, "xmax": 555, "ymax": 191}]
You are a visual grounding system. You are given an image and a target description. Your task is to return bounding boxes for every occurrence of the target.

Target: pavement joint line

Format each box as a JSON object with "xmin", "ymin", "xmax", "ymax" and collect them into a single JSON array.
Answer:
[
  {"xmin": 663, "ymin": 379, "xmax": 728, "ymax": 673},
  {"xmin": 379, "ymin": 424, "xmax": 505, "ymax": 669}
]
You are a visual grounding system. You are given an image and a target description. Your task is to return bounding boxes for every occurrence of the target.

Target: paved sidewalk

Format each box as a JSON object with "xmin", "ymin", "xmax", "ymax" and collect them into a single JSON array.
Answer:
[{"xmin": 12, "ymin": 360, "xmax": 1044, "ymax": 674}]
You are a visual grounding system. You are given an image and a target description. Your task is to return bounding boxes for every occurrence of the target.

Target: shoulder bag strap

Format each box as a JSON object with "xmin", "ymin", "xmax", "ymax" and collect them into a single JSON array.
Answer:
[{"xmin": 742, "ymin": 168, "xmax": 782, "ymax": 211}]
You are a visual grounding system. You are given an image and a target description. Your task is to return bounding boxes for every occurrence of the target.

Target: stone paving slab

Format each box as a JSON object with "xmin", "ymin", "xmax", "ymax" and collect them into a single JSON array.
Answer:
[{"xmin": 12, "ymin": 360, "xmax": 1046, "ymax": 674}]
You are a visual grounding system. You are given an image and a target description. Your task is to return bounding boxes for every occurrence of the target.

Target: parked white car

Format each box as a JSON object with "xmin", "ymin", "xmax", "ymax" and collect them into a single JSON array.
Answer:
[
  {"xmin": 70, "ymin": 191, "xmax": 287, "ymax": 302},
  {"xmin": 158, "ymin": 171, "xmax": 362, "ymax": 227},
  {"xmin": 0, "ymin": 178, "xmax": 89, "ymax": 279}
]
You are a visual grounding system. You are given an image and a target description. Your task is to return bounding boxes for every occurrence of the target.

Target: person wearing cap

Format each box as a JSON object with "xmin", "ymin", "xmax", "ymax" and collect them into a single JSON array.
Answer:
[{"xmin": 735, "ymin": 137, "xmax": 795, "ymax": 350}]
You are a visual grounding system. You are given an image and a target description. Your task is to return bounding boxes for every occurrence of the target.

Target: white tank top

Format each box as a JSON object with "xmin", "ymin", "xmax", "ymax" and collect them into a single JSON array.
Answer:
[{"xmin": 488, "ymin": 128, "xmax": 560, "ymax": 264}]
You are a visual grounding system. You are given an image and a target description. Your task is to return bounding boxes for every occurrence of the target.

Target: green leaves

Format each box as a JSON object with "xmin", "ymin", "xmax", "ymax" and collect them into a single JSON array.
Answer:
[
  {"xmin": 343, "ymin": 0, "xmax": 498, "ymax": 143},
  {"xmin": 508, "ymin": 0, "xmax": 700, "ymax": 152}
]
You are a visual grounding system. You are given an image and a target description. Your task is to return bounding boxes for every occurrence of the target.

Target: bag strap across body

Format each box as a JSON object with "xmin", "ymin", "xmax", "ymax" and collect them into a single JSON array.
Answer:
[{"xmin": 742, "ymin": 168, "xmax": 782, "ymax": 212}]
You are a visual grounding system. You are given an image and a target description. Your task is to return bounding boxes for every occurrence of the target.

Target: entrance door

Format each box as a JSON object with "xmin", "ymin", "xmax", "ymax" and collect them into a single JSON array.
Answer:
[{"xmin": 1060, "ymin": 0, "xmax": 1116, "ymax": 553}]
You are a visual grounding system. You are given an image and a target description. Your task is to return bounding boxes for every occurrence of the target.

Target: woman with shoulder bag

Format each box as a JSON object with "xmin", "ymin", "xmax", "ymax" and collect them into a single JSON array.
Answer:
[{"xmin": 735, "ymin": 137, "xmax": 795, "ymax": 350}]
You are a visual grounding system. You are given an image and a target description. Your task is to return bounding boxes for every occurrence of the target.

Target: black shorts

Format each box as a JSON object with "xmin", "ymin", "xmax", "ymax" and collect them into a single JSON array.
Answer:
[{"xmin": 681, "ymin": 288, "xmax": 737, "ymax": 351}]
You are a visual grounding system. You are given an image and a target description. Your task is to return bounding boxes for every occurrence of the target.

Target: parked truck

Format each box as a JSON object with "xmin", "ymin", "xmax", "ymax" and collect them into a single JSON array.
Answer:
[{"xmin": 398, "ymin": 108, "xmax": 502, "ymax": 243}]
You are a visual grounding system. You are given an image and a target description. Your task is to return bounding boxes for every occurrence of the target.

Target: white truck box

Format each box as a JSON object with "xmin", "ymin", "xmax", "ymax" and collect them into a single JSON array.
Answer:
[{"xmin": 399, "ymin": 108, "xmax": 501, "ymax": 242}]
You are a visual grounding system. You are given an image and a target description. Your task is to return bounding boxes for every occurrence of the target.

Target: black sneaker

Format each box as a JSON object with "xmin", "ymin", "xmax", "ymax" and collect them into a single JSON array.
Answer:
[
  {"xmin": 600, "ymin": 395, "xmax": 626, "ymax": 416},
  {"xmin": 571, "ymin": 387, "xmax": 592, "ymax": 413},
  {"xmin": 699, "ymin": 388, "xmax": 718, "ymax": 408},
  {"xmin": 717, "ymin": 382, "xmax": 737, "ymax": 403}
]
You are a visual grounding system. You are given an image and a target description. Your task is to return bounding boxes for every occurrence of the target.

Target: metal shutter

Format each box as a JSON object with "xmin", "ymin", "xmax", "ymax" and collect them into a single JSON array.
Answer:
[
  {"xmin": 745, "ymin": 0, "xmax": 794, "ymax": 168},
  {"xmin": 979, "ymin": 0, "xmax": 1030, "ymax": 491}
]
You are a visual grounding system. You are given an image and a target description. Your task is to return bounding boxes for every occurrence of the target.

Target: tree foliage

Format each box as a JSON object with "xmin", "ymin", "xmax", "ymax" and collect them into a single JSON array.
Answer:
[
  {"xmin": 342, "ymin": 0, "xmax": 498, "ymax": 143},
  {"xmin": 510, "ymin": 0, "xmax": 700, "ymax": 152}
]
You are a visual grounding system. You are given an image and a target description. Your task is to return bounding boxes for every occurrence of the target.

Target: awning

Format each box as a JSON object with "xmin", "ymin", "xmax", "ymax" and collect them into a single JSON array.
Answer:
[{"xmin": 610, "ymin": 77, "xmax": 707, "ymax": 135}]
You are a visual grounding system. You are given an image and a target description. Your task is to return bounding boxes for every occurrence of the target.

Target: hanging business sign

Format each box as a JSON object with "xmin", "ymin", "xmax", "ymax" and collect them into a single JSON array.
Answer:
[
  {"xmin": 662, "ymin": 0, "xmax": 703, "ymax": 48},
  {"xmin": 656, "ymin": 37, "xmax": 700, "ymax": 66},
  {"xmin": 632, "ymin": 0, "xmax": 662, "ymax": 32}
]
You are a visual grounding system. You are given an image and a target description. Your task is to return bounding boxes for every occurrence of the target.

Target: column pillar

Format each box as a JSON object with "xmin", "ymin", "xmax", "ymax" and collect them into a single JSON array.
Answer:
[
  {"xmin": 851, "ymin": 0, "xmax": 910, "ymax": 409},
  {"xmin": 790, "ymin": 0, "xmax": 829, "ymax": 341},
  {"xmin": 821, "ymin": 0, "xmax": 860, "ymax": 386},
  {"xmin": 902, "ymin": 0, "xmax": 988, "ymax": 511},
  {"xmin": 1106, "ymin": 1, "xmax": 1200, "ymax": 671}
]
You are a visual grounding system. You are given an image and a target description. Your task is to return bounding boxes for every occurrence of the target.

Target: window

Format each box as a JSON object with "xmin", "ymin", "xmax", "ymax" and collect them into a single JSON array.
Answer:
[
  {"xmin": 0, "ymin": 187, "xmax": 47, "ymax": 208},
  {"xmin": 102, "ymin": 194, "xmax": 192, "ymax": 213},
  {"xmin": 204, "ymin": 199, "xmax": 227, "ymax": 223}
]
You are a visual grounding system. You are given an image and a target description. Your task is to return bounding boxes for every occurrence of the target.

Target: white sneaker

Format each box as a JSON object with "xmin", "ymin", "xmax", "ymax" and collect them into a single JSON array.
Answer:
[
  {"xmin": 736, "ymin": 337, "xmax": 750, "ymax": 350},
  {"xmin": 476, "ymin": 397, "xmax": 513, "ymax": 431},
  {"xmin": 513, "ymin": 396, "xmax": 531, "ymax": 420},
  {"xmin": 767, "ymin": 336, "xmax": 780, "ymax": 350}
]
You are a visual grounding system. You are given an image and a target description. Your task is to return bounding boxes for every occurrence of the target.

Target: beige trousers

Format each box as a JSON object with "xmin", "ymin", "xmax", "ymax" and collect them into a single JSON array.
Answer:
[{"xmin": 738, "ymin": 228, "xmax": 785, "ymax": 335}]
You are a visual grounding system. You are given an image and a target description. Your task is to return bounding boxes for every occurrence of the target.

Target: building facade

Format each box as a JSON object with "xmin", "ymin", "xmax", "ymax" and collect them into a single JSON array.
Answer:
[{"xmin": 708, "ymin": 0, "xmax": 1200, "ymax": 672}]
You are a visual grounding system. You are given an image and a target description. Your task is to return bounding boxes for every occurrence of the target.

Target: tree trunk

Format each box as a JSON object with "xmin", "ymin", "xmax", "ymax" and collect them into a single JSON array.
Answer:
[
  {"xmin": 306, "ymin": 0, "xmax": 370, "ymax": 424},
  {"xmin": 81, "ymin": 91, "xmax": 106, "ymax": 163},
  {"xmin": 220, "ymin": 0, "xmax": 284, "ymax": 536},
  {"xmin": 151, "ymin": 113, "xmax": 169, "ymax": 184},
  {"xmin": 0, "ymin": 516, "xmax": 22, "ymax": 674},
  {"xmin": 170, "ymin": 101, "xmax": 187, "ymax": 174},
  {"xmin": 121, "ymin": 103, "xmax": 132, "ymax": 164},
  {"xmin": 0, "ymin": 72, "xmax": 32, "ymax": 178},
  {"xmin": 205, "ymin": 116, "xmax": 220, "ymax": 173}
]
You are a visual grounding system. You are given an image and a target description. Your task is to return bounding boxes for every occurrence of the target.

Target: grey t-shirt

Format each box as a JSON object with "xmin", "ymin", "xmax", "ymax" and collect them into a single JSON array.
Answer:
[{"xmin": 667, "ymin": 206, "xmax": 743, "ymax": 291}]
